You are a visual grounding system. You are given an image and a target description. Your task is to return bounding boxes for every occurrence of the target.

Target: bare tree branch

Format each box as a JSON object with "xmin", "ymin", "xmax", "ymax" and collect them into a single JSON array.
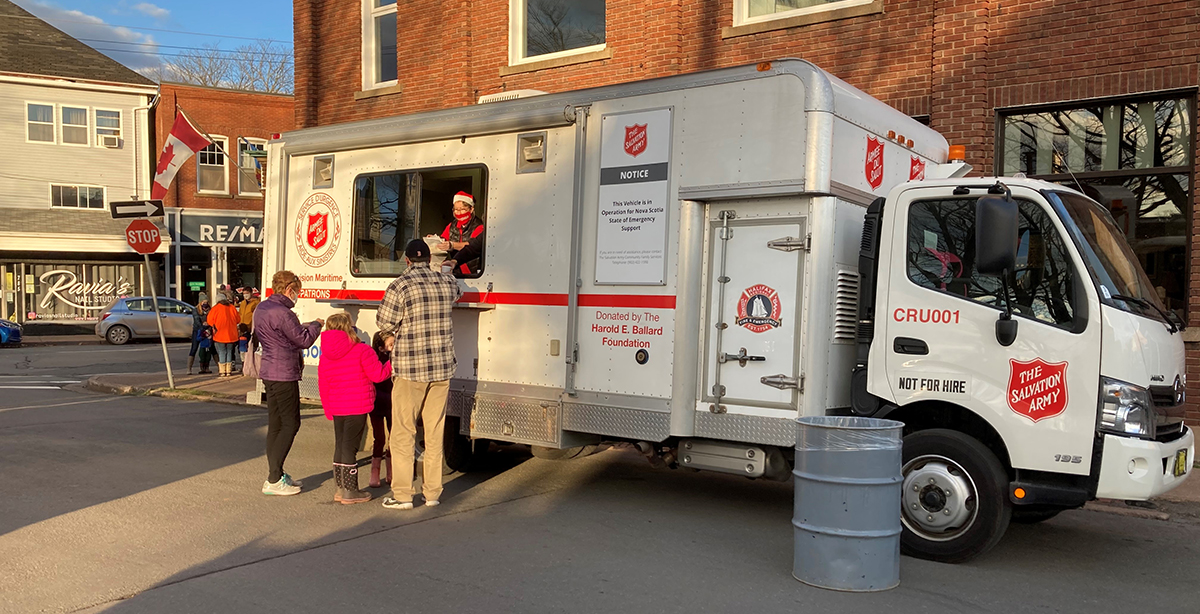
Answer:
[{"xmin": 149, "ymin": 40, "xmax": 293, "ymax": 93}]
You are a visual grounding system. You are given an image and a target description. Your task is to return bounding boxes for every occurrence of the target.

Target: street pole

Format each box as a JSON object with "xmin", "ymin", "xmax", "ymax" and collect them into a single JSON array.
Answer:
[{"xmin": 143, "ymin": 253, "xmax": 175, "ymax": 389}]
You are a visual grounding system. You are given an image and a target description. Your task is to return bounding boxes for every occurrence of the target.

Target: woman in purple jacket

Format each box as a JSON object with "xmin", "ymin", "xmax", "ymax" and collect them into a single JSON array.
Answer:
[{"xmin": 256, "ymin": 270, "xmax": 324, "ymax": 496}]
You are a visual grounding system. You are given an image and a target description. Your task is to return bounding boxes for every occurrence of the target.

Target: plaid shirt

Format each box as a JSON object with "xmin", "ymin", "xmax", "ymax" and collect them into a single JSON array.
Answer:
[{"xmin": 376, "ymin": 264, "xmax": 463, "ymax": 382}]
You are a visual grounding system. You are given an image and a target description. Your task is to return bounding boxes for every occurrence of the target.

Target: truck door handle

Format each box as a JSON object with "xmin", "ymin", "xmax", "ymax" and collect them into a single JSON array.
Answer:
[
  {"xmin": 719, "ymin": 347, "xmax": 766, "ymax": 367},
  {"xmin": 893, "ymin": 337, "xmax": 928, "ymax": 355}
]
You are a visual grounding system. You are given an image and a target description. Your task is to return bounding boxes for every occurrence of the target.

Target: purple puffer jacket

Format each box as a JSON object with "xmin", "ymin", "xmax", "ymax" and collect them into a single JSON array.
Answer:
[{"xmin": 253, "ymin": 294, "xmax": 320, "ymax": 382}]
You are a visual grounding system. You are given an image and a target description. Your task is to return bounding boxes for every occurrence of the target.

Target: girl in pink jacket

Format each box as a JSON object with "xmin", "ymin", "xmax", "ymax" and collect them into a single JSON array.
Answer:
[{"xmin": 318, "ymin": 313, "xmax": 392, "ymax": 505}]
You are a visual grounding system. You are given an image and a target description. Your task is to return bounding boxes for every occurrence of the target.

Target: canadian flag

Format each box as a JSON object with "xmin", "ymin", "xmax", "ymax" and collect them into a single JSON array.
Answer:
[{"xmin": 151, "ymin": 113, "xmax": 211, "ymax": 200}]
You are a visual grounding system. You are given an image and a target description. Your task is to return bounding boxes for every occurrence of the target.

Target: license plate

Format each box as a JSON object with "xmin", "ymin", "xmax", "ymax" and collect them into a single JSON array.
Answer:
[{"xmin": 1173, "ymin": 449, "xmax": 1189, "ymax": 477}]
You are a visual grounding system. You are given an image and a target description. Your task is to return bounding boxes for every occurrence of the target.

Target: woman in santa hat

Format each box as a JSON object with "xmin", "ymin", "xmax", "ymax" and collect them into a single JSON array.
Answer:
[{"xmin": 437, "ymin": 191, "xmax": 484, "ymax": 276}]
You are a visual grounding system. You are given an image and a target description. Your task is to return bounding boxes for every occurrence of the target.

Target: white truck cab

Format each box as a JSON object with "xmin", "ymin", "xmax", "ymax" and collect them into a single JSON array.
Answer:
[{"xmin": 853, "ymin": 177, "xmax": 1194, "ymax": 561}]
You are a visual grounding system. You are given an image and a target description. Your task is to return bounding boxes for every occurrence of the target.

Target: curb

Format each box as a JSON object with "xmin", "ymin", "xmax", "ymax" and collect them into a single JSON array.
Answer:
[
  {"xmin": 84, "ymin": 376, "xmax": 259, "ymax": 407},
  {"xmin": 1084, "ymin": 502, "xmax": 1172, "ymax": 521},
  {"xmin": 17, "ymin": 339, "xmax": 107, "ymax": 347}
]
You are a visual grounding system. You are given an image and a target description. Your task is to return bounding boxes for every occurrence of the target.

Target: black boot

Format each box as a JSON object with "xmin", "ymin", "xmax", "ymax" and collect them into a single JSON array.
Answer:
[
  {"xmin": 337, "ymin": 463, "xmax": 371, "ymax": 505},
  {"xmin": 332, "ymin": 464, "xmax": 344, "ymax": 502}
]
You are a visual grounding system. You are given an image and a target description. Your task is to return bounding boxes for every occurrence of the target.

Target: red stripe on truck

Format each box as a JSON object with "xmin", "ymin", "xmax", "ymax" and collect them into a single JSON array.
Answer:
[{"xmin": 275, "ymin": 288, "xmax": 676, "ymax": 309}]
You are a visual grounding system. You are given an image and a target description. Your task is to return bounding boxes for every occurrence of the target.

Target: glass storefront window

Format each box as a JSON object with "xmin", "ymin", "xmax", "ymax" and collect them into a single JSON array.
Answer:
[{"xmin": 997, "ymin": 94, "xmax": 1193, "ymax": 321}]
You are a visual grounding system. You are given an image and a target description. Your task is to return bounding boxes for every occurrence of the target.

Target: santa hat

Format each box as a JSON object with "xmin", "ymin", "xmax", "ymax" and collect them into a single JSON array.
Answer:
[
  {"xmin": 251, "ymin": 288, "xmax": 260, "ymax": 297},
  {"xmin": 452, "ymin": 191, "xmax": 474, "ymax": 208}
]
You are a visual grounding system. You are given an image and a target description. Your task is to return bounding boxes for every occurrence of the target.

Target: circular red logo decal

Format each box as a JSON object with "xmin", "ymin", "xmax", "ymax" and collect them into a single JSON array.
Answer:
[
  {"xmin": 736, "ymin": 284, "xmax": 782, "ymax": 333},
  {"xmin": 295, "ymin": 193, "xmax": 341, "ymax": 268}
]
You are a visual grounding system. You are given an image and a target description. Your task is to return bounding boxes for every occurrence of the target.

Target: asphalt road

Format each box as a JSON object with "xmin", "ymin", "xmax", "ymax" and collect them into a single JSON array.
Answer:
[{"xmin": 1, "ymin": 346, "xmax": 1197, "ymax": 614}]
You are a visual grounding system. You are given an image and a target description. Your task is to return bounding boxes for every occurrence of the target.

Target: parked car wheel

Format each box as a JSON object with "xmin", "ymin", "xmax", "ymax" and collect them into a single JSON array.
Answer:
[
  {"xmin": 106, "ymin": 325, "xmax": 131, "ymax": 345},
  {"xmin": 899, "ymin": 429, "xmax": 1011, "ymax": 564}
]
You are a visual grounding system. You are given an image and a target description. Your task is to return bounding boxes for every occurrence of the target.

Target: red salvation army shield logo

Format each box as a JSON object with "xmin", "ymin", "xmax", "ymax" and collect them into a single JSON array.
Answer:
[
  {"xmin": 624, "ymin": 124, "xmax": 648, "ymax": 157},
  {"xmin": 295, "ymin": 193, "xmax": 341, "ymax": 268},
  {"xmin": 735, "ymin": 284, "xmax": 783, "ymax": 333},
  {"xmin": 1007, "ymin": 358, "xmax": 1069, "ymax": 422},
  {"xmin": 909, "ymin": 156, "xmax": 926, "ymax": 181},
  {"xmin": 307, "ymin": 213, "xmax": 328, "ymax": 250},
  {"xmin": 865, "ymin": 136, "xmax": 884, "ymax": 190}
]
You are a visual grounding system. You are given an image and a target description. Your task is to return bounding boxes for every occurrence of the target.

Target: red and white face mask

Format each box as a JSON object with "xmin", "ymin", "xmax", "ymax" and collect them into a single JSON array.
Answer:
[{"xmin": 454, "ymin": 210, "xmax": 472, "ymax": 223}]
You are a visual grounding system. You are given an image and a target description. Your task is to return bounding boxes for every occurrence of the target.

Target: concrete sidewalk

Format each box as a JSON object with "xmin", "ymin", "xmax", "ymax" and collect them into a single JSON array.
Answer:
[{"xmin": 85, "ymin": 371, "xmax": 261, "ymax": 406}]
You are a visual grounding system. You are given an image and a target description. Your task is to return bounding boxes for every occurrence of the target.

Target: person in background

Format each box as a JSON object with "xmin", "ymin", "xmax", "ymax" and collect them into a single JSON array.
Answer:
[
  {"xmin": 376, "ymin": 239, "xmax": 463, "ymax": 510},
  {"xmin": 236, "ymin": 323, "xmax": 251, "ymax": 369},
  {"xmin": 437, "ymin": 191, "xmax": 484, "ymax": 276},
  {"xmin": 256, "ymin": 270, "xmax": 323, "ymax": 496},
  {"xmin": 240, "ymin": 288, "xmax": 261, "ymax": 326},
  {"xmin": 187, "ymin": 300, "xmax": 210, "ymax": 375},
  {"xmin": 318, "ymin": 313, "xmax": 392, "ymax": 505},
  {"xmin": 369, "ymin": 331, "xmax": 396, "ymax": 488},
  {"xmin": 208, "ymin": 291, "xmax": 241, "ymax": 378}
]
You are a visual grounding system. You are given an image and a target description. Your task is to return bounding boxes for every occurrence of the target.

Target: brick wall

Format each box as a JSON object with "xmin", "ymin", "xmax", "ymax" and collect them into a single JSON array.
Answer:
[
  {"xmin": 294, "ymin": 0, "xmax": 1200, "ymax": 423},
  {"xmin": 154, "ymin": 83, "xmax": 294, "ymax": 213}
]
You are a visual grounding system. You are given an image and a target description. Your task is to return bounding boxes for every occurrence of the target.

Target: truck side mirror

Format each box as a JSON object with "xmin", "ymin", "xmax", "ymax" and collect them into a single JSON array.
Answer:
[{"xmin": 975, "ymin": 195, "xmax": 1019, "ymax": 276}]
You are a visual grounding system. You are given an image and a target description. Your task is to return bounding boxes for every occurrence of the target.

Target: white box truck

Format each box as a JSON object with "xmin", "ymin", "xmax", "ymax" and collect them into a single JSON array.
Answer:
[{"xmin": 262, "ymin": 59, "xmax": 1193, "ymax": 562}]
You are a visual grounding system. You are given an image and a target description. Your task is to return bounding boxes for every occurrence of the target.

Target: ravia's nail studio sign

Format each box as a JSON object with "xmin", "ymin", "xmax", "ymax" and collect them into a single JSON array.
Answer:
[{"xmin": 37, "ymin": 269, "xmax": 135, "ymax": 313}]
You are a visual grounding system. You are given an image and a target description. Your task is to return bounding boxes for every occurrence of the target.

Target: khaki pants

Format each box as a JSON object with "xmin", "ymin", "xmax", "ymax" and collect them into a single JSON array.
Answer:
[{"xmin": 390, "ymin": 378, "xmax": 449, "ymax": 503}]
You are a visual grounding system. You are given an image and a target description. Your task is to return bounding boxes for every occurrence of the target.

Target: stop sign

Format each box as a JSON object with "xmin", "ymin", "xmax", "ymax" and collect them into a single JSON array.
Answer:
[{"xmin": 125, "ymin": 219, "xmax": 161, "ymax": 254}]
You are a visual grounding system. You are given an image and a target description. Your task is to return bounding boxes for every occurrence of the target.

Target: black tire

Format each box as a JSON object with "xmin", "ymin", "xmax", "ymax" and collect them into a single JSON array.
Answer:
[
  {"xmin": 1011, "ymin": 506, "xmax": 1063, "ymax": 524},
  {"xmin": 442, "ymin": 416, "xmax": 476, "ymax": 474},
  {"xmin": 900, "ymin": 429, "xmax": 1012, "ymax": 564},
  {"xmin": 531, "ymin": 444, "xmax": 600, "ymax": 460},
  {"xmin": 106, "ymin": 325, "xmax": 131, "ymax": 345}
]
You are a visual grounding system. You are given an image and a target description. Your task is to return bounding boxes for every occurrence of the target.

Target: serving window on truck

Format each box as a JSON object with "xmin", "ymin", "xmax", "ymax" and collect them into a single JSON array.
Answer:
[
  {"xmin": 351, "ymin": 165, "xmax": 488, "ymax": 278},
  {"xmin": 906, "ymin": 198, "xmax": 1079, "ymax": 330}
]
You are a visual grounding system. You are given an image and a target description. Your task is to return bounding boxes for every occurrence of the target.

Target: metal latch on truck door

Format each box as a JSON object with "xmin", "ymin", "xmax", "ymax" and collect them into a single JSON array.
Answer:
[
  {"xmin": 766, "ymin": 234, "xmax": 810, "ymax": 252},
  {"xmin": 719, "ymin": 347, "xmax": 766, "ymax": 367},
  {"xmin": 760, "ymin": 374, "xmax": 803, "ymax": 391}
]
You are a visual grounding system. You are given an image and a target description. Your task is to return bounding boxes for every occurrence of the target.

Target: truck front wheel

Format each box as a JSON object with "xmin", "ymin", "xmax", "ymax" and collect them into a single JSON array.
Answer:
[{"xmin": 900, "ymin": 429, "xmax": 1012, "ymax": 564}]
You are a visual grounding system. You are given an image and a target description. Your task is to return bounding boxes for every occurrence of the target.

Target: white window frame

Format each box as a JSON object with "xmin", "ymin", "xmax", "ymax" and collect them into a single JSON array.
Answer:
[
  {"xmin": 237, "ymin": 137, "xmax": 267, "ymax": 197},
  {"xmin": 49, "ymin": 184, "xmax": 107, "ymax": 209},
  {"xmin": 732, "ymin": 0, "xmax": 874, "ymax": 27},
  {"xmin": 26, "ymin": 101, "xmax": 57, "ymax": 144},
  {"xmin": 196, "ymin": 136, "xmax": 229, "ymax": 195},
  {"xmin": 508, "ymin": 0, "xmax": 607, "ymax": 66},
  {"xmin": 95, "ymin": 108, "xmax": 123, "ymax": 144},
  {"xmin": 60, "ymin": 105, "xmax": 91, "ymax": 147},
  {"xmin": 361, "ymin": 0, "xmax": 399, "ymax": 90}
]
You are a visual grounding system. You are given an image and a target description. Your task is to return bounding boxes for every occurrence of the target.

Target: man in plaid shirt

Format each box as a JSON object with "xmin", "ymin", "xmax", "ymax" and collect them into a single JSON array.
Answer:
[{"xmin": 376, "ymin": 239, "xmax": 463, "ymax": 510}]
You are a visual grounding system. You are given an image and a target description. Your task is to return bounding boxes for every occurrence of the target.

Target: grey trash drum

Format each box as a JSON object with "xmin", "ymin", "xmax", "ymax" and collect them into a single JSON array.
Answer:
[{"xmin": 792, "ymin": 416, "xmax": 903, "ymax": 592}]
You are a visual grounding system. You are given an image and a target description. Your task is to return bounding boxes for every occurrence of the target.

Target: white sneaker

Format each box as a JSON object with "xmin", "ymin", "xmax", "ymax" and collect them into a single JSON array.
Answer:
[
  {"xmin": 262, "ymin": 478, "xmax": 301, "ymax": 496},
  {"xmin": 382, "ymin": 497, "xmax": 413, "ymax": 510},
  {"xmin": 425, "ymin": 499, "xmax": 440, "ymax": 507}
]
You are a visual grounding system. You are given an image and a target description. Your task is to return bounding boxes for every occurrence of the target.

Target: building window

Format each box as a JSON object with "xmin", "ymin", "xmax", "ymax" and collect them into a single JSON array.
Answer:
[
  {"xmin": 907, "ymin": 197, "xmax": 1078, "ymax": 329},
  {"xmin": 197, "ymin": 138, "xmax": 228, "ymax": 194},
  {"xmin": 238, "ymin": 138, "xmax": 266, "ymax": 196},
  {"xmin": 27, "ymin": 103, "xmax": 55, "ymax": 143},
  {"xmin": 62, "ymin": 106, "xmax": 89, "ymax": 145},
  {"xmin": 998, "ymin": 94, "xmax": 1193, "ymax": 320},
  {"xmin": 362, "ymin": 0, "xmax": 398, "ymax": 89},
  {"xmin": 734, "ymin": 0, "xmax": 874, "ymax": 26},
  {"xmin": 510, "ymin": 0, "xmax": 605, "ymax": 64},
  {"xmin": 352, "ymin": 165, "xmax": 487, "ymax": 277},
  {"xmin": 96, "ymin": 109, "xmax": 121, "ymax": 143},
  {"xmin": 51, "ymin": 185, "xmax": 105, "ymax": 209}
]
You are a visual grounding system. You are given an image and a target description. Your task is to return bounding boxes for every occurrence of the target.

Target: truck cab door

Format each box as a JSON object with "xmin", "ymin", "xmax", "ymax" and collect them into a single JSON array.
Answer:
[
  {"xmin": 877, "ymin": 185, "xmax": 1101, "ymax": 476},
  {"xmin": 702, "ymin": 205, "xmax": 805, "ymax": 419}
]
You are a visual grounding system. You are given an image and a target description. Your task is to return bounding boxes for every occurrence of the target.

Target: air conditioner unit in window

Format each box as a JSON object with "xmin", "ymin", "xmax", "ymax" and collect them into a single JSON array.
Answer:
[{"xmin": 100, "ymin": 135, "xmax": 121, "ymax": 148}]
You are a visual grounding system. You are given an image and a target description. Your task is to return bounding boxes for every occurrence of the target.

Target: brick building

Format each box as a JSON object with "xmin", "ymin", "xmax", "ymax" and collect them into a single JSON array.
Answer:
[
  {"xmin": 293, "ymin": 0, "xmax": 1198, "ymax": 423},
  {"xmin": 153, "ymin": 83, "xmax": 293, "ymax": 305}
]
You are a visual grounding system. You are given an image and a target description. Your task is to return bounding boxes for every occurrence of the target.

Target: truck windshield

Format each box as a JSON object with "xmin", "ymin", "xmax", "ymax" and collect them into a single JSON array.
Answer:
[{"xmin": 1048, "ymin": 190, "xmax": 1177, "ymax": 328}]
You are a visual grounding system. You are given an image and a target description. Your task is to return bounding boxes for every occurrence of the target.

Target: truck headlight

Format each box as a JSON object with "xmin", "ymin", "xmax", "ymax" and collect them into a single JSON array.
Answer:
[{"xmin": 1098, "ymin": 377, "xmax": 1154, "ymax": 439}]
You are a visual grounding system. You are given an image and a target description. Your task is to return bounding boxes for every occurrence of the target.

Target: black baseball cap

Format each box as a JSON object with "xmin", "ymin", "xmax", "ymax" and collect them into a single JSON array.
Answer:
[{"xmin": 404, "ymin": 239, "xmax": 430, "ymax": 259}]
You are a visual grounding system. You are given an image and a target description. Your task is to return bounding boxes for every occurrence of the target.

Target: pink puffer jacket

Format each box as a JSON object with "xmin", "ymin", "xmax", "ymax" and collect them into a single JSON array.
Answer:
[{"xmin": 317, "ymin": 329, "xmax": 392, "ymax": 418}]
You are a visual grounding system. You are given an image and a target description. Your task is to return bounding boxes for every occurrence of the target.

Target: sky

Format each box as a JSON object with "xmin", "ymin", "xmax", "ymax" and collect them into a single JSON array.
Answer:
[{"xmin": 11, "ymin": 0, "xmax": 294, "ymax": 74}]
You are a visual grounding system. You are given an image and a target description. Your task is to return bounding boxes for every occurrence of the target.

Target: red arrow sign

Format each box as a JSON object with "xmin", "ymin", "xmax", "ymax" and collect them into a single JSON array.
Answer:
[{"xmin": 125, "ymin": 219, "xmax": 161, "ymax": 254}]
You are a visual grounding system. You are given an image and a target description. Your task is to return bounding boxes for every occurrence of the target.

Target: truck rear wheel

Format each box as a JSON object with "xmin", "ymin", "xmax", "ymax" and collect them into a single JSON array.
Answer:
[
  {"xmin": 900, "ymin": 429, "xmax": 1011, "ymax": 564},
  {"xmin": 442, "ymin": 416, "xmax": 477, "ymax": 474}
]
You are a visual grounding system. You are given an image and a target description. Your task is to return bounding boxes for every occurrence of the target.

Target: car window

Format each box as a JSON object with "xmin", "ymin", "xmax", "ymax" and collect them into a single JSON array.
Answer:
[{"xmin": 125, "ymin": 299, "xmax": 150, "ymax": 311}]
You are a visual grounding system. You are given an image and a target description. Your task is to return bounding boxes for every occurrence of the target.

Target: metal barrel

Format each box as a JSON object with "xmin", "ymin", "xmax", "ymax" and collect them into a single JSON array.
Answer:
[{"xmin": 792, "ymin": 416, "xmax": 903, "ymax": 592}]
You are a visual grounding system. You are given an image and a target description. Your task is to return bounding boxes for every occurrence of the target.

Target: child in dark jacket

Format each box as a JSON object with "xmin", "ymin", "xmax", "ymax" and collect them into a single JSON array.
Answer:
[
  {"xmin": 369, "ymin": 331, "xmax": 395, "ymax": 488},
  {"xmin": 318, "ymin": 313, "xmax": 392, "ymax": 505}
]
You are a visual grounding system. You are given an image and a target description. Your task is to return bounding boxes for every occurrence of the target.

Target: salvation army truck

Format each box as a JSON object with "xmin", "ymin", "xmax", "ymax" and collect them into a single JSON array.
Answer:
[{"xmin": 261, "ymin": 59, "xmax": 1193, "ymax": 563}]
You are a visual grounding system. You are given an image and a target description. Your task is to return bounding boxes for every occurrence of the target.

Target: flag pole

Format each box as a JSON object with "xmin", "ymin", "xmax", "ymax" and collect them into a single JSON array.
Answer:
[{"xmin": 176, "ymin": 105, "xmax": 245, "ymax": 172}]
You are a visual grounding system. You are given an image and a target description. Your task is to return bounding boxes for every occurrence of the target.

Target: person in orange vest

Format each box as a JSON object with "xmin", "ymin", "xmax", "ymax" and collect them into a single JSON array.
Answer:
[{"xmin": 208, "ymin": 290, "xmax": 242, "ymax": 377}]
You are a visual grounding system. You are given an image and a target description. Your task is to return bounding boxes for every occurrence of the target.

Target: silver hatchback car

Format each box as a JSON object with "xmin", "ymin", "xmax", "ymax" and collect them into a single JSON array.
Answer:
[{"xmin": 95, "ymin": 297, "xmax": 196, "ymax": 345}]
